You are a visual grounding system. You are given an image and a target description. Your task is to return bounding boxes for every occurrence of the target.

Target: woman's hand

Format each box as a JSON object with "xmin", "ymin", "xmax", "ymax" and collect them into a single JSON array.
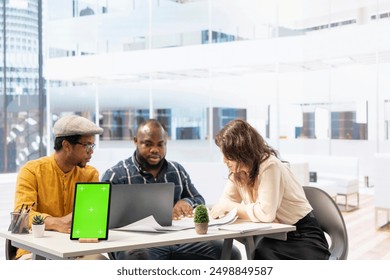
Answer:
[{"xmin": 210, "ymin": 203, "xmax": 230, "ymax": 219}]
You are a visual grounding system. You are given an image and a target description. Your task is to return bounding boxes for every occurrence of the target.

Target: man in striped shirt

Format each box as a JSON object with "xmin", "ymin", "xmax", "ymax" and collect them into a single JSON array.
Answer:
[{"xmin": 102, "ymin": 119, "xmax": 241, "ymax": 260}]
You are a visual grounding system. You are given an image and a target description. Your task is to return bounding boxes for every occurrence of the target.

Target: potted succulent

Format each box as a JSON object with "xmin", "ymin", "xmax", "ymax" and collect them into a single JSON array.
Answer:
[
  {"xmin": 193, "ymin": 204, "xmax": 209, "ymax": 234},
  {"xmin": 31, "ymin": 214, "xmax": 45, "ymax": 238}
]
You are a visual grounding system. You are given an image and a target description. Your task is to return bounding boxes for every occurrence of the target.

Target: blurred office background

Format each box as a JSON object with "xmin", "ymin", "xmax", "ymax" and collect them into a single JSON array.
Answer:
[{"xmin": 2, "ymin": 0, "xmax": 390, "ymax": 177}]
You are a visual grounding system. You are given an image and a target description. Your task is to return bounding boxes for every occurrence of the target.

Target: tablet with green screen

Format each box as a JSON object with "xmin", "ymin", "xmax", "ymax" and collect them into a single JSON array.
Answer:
[{"xmin": 70, "ymin": 182, "xmax": 111, "ymax": 240}]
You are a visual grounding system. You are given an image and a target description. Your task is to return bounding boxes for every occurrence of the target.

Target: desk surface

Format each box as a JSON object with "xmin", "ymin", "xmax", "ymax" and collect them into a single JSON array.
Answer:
[{"xmin": 0, "ymin": 221, "xmax": 295, "ymax": 260}]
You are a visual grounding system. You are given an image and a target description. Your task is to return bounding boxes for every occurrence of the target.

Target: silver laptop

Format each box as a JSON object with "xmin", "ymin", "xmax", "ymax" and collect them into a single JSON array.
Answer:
[{"xmin": 108, "ymin": 182, "xmax": 175, "ymax": 228}]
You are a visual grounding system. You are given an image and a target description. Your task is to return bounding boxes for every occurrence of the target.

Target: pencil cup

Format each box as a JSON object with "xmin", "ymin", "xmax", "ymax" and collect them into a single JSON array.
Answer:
[{"xmin": 9, "ymin": 212, "xmax": 29, "ymax": 234}]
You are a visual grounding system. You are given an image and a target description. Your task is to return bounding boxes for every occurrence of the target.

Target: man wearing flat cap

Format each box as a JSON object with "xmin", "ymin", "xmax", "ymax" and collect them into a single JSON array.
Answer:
[{"xmin": 13, "ymin": 115, "xmax": 105, "ymax": 260}]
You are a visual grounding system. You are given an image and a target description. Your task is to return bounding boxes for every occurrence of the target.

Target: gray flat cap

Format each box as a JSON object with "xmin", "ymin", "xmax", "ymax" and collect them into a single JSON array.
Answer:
[{"xmin": 53, "ymin": 115, "xmax": 103, "ymax": 137}]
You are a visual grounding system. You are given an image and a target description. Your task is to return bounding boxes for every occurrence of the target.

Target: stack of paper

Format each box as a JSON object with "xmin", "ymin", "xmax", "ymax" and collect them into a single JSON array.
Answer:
[
  {"xmin": 170, "ymin": 207, "xmax": 238, "ymax": 228},
  {"xmin": 112, "ymin": 208, "xmax": 238, "ymax": 233}
]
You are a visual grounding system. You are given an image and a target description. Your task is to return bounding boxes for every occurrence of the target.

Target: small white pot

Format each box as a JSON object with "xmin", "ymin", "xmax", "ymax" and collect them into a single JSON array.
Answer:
[{"xmin": 32, "ymin": 224, "xmax": 45, "ymax": 238}]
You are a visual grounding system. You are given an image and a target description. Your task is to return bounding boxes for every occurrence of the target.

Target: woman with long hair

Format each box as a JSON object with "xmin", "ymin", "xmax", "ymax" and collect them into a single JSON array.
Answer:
[{"xmin": 210, "ymin": 119, "xmax": 330, "ymax": 259}]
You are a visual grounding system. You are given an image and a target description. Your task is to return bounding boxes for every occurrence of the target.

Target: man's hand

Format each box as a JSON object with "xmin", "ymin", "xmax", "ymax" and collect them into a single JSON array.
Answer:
[
  {"xmin": 172, "ymin": 200, "xmax": 193, "ymax": 220},
  {"xmin": 44, "ymin": 213, "xmax": 73, "ymax": 233}
]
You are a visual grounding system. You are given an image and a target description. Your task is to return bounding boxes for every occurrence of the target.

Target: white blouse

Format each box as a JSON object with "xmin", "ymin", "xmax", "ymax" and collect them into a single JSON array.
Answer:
[{"xmin": 219, "ymin": 155, "xmax": 312, "ymax": 225}]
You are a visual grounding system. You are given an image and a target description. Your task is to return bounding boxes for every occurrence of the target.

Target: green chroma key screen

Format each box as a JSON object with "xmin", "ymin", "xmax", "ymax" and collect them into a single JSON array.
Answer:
[{"xmin": 70, "ymin": 182, "xmax": 111, "ymax": 240}]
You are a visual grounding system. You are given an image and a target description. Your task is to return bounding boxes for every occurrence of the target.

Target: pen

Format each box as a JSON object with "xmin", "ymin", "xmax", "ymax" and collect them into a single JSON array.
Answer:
[{"xmin": 26, "ymin": 202, "xmax": 35, "ymax": 213}]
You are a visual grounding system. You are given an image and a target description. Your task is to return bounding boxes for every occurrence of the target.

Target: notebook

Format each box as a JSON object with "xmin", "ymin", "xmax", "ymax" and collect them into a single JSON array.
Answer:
[
  {"xmin": 108, "ymin": 182, "xmax": 175, "ymax": 229},
  {"xmin": 70, "ymin": 182, "xmax": 111, "ymax": 240}
]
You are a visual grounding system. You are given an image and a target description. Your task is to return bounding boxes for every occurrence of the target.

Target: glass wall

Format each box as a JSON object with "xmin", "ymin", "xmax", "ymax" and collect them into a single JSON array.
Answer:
[
  {"xmin": 0, "ymin": 0, "xmax": 45, "ymax": 173},
  {"xmin": 41, "ymin": 0, "xmax": 390, "ymax": 175},
  {"xmin": 45, "ymin": 0, "xmax": 258, "ymax": 148},
  {"xmin": 3, "ymin": 0, "xmax": 390, "ymax": 177}
]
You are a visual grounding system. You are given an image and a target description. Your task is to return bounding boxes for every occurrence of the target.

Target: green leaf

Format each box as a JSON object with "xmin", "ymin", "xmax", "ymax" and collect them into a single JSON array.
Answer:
[{"xmin": 193, "ymin": 205, "xmax": 209, "ymax": 223}]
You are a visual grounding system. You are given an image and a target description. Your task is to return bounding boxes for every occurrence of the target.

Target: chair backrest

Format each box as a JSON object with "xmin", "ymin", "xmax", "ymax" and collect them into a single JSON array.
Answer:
[
  {"xmin": 5, "ymin": 239, "xmax": 17, "ymax": 260},
  {"xmin": 303, "ymin": 186, "xmax": 349, "ymax": 260},
  {"xmin": 373, "ymin": 154, "xmax": 390, "ymax": 209}
]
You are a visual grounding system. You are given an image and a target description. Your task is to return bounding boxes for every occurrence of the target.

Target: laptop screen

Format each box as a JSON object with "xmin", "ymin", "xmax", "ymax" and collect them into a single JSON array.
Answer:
[
  {"xmin": 70, "ymin": 182, "xmax": 111, "ymax": 240},
  {"xmin": 108, "ymin": 182, "xmax": 175, "ymax": 228}
]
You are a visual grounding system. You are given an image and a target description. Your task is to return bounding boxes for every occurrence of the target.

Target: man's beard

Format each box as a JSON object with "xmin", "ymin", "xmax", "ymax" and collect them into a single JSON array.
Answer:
[{"xmin": 136, "ymin": 150, "xmax": 165, "ymax": 171}]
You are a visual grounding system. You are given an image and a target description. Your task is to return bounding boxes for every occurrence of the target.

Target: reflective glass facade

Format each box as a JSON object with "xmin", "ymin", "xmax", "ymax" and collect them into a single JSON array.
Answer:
[
  {"xmin": 0, "ymin": 0, "xmax": 45, "ymax": 173},
  {"xmin": 2, "ymin": 0, "xmax": 390, "ymax": 177}
]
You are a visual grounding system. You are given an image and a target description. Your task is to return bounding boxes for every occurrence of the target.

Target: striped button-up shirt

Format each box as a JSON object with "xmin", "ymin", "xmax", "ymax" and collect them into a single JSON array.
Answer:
[{"xmin": 101, "ymin": 152, "xmax": 205, "ymax": 207}]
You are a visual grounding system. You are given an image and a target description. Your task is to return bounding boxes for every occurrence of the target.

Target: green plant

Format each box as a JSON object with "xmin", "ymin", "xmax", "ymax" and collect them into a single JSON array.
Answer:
[
  {"xmin": 193, "ymin": 205, "xmax": 209, "ymax": 224},
  {"xmin": 32, "ymin": 215, "xmax": 45, "ymax": 225}
]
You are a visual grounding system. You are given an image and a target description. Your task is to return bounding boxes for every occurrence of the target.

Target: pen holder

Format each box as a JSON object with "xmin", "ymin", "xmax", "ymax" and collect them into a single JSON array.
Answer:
[{"xmin": 9, "ymin": 212, "xmax": 29, "ymax": 234}]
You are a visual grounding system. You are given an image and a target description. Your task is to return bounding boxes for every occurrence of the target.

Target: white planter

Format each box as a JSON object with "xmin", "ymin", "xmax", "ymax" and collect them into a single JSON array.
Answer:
[{"xmin": 32, "ymin": 224, "xmax": 45, "ymax": 238}]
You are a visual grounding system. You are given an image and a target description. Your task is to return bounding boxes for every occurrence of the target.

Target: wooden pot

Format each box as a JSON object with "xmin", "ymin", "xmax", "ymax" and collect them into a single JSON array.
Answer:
[{"xmin": 195, "ymin": 222, "xmax": 208, "ymax": 234}]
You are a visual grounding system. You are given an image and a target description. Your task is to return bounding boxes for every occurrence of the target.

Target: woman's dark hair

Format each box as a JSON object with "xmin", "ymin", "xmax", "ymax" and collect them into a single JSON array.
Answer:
[
  {"xmin": 53, "ymin": 135, "xmax": 82, "ymax": 151},
  {"xmin": 215, "ymin": 119, "xmax": 279, "ymax": 188}
]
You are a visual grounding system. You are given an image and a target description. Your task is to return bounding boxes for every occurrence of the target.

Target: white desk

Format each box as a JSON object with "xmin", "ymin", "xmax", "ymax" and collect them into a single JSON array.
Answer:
[{"xmin": 0, "ymin": 221, "xmax": 295, "ymax": 260}]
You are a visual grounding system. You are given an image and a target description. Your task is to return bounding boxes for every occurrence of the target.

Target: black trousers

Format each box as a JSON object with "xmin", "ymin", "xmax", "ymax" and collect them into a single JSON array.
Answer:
[{"xmin": 254, "ymin": 212, "xmax": 331, "ymax": 260}]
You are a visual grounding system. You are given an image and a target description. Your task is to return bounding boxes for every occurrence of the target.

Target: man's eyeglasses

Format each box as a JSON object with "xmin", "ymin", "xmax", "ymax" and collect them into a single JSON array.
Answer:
[{"xmin": 76, "ymin": 142, "xmax": 96, "ymax": 152}]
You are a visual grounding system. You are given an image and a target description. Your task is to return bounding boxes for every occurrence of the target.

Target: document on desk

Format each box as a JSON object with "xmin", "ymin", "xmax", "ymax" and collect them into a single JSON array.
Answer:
[
  {"xmin": 218, "ymin": 222, "xmax": 272, "ymax": 233},
  {"xmin": 168, "ymin": 207, "xmax": 238, "ymax": 229},
  {"xmin": 112, "ymin": 208, "xmax": 238, "ymax": 233},
  {"xmin": 112, "ymin": 215, "xmax": 175, "ymax": 233}
]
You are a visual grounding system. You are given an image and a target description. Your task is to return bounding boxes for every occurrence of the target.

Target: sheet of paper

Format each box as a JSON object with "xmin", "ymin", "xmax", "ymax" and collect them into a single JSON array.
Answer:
[
  {"xmin": 112, "ymin": 216, "xmax": 167, "ymax": 232},
  {"xmin": 170, "ymin": 207, "xmax": 238, "ymax": 228},
  {"xmin": 112, "ymin": 208, "xmax": 239, "ymax": 233}
]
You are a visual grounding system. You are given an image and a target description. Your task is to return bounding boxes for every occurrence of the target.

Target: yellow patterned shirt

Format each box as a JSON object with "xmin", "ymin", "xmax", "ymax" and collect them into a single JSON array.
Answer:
[{"xmin": 13, "ymin": 154, "xmax": 99, "ymax": 259}]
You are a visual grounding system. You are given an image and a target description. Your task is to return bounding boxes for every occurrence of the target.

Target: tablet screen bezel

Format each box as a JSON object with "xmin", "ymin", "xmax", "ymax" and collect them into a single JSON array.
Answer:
[{"xmin": 70, "ymin": 182, "xmax": 111, "ymax": 240}]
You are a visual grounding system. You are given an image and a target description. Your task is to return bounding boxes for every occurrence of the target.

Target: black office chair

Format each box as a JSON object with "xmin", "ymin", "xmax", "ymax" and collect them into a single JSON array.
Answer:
[
  {"xmin": 303, "ymin": 186, "xmax": 349, "ymax": 260},
  {"xmin": 5, "ymin": 239, "xmax": 17, "ymax": 260},
  {"xmin": 107, "ymin": 252, "xmax": 116, "ymax": 260}
]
